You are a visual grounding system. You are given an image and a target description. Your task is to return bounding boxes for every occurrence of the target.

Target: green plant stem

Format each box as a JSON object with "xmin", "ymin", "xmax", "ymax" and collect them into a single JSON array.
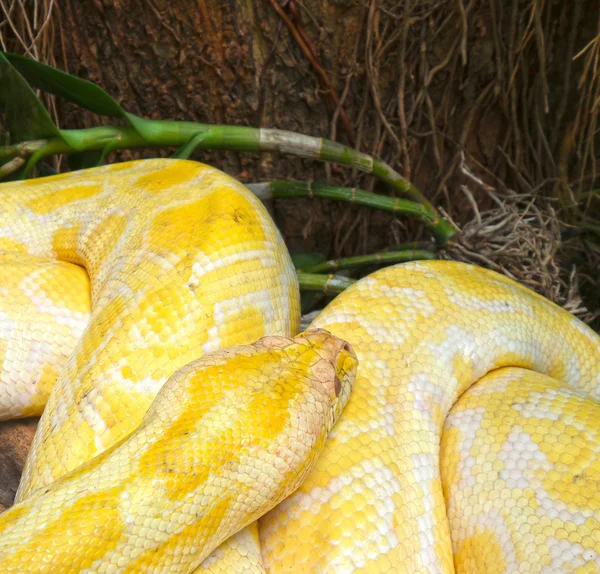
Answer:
[
  {"xmin": 0, "ymin": 157, "xmax": 25, "ymax": 176},
  {"xmin": 302, "ymin": 248, "xmax": 436, "ymax": 273},
  {"xmin": 384, "ymin": 241, "xmax": 436, "ymax": 252},
  {"xmin": 4, "ymin": 120, "xmax": 456, "ymax": 244},
  {"xmin": 0, "ymin": 139, "xmax": 49, "ymax": 160},
  {"xmin": 247, "ymin": 181, "xmax": 443, "ymax": 233},
  {"xmin": 296, "ymin": 272, "xmax": 355, "ymax": 294}
]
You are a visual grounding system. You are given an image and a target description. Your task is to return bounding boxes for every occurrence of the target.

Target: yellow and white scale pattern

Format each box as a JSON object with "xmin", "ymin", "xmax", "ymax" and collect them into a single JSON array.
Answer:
[
  {"xmin": 0, "ymin": 251, "xmax": 90, "ymax": 419},
  {"xmin": 0, "ymin": 159, "xmax": 300, "ymax": 571},
  {"xmin": 0, "ymin": 330, "xmax": 356, "ymax": 572},
  {"xmin": 0, "ymin": 158, "xmax": 599, "ymax": 572},
  {"xmin": 259, "ymin": 261, "xmax": 600, "ymax": 573}
]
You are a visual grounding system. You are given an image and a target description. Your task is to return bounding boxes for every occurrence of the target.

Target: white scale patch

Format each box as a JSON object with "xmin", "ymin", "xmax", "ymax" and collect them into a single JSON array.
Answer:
[
  {"xmin": 444, "ymin": 405, "xmax": 488, "ymax": 487},
  {"xmin": 543, "ymin": 538, "xmax": 599, "ymax": 572},
  {"xmin": 204, "ymin": 289, "xmax": 277, "ymax": 355},
  {"xmin": 444, "ymin": 286, "xmax": 537, "ymax": 317},
  {"xmin": 265, "ymin": 458, "xmax": 402, "ymax": 568},
  {"xmin": 497, "ymin": 428, "xmax": 548, "ymax": 489}
]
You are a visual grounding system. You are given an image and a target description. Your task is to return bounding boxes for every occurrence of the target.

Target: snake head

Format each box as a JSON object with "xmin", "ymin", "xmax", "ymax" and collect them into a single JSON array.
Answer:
[
  {"xmin": 259, "ymin": 328, "xmax": 357, "ymax": 434},
  {"xmin": 303, "ymin": 328, "xmax": 357, "ymax": 432}
]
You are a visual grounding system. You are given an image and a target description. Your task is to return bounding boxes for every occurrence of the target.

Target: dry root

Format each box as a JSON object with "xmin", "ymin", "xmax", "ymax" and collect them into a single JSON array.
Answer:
[{"xmin": 442, "ymin": 184, "xmax": 599, "ymax": 324}]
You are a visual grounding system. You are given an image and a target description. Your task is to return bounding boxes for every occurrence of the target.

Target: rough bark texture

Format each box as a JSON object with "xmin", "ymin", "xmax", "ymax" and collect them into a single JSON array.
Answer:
[
  {"xmin": 0, "ymin": 419, "xmax": 38, "ymax": 511},
  {"xmin": 52, "ymin": 1, "xmax": 509, "ymax": 252},
  {"xmin": 3, "ymin": 2, "xmax": 599, "ymax": 278},
  {"xmin": 49, "ymin": 2, "xmax": 599, "ymax": 305},
  {"xmin": 55, "ymin": 0, "xmax": 356, "ymax": 255}
]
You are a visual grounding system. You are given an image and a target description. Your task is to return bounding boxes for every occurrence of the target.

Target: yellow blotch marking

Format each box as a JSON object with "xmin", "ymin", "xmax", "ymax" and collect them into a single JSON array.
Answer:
[
  {"xmin": 39, "ymin": 261, "xmax": 90, "ymax": 312},
  {"xmin": 147, "ymin": 187, "xmax": 266, "ymax": 258},
  {"xmin": 0, "ymin": 500, "xmax": 30, "ymax": 536},
  {"xmin": 26, "ymin": 183, "xmax": 102, "ymax": 215},
  {"xmin": 216, "ymin": 304, "xmax": 266, "ymax": 349},
  {"xmin": 0, "ymin": 237, "xmax": 27, "ymax": 252},
  {"xmin": 96, "ymin": 382, "xmax": 155, "ymax": 440},
  {"xmin": 74, "ymin": 294, "xmax": 127, "ymax": 374},
  {"xmin": 134, "ymin": 159, "xmax": 206, "ymax": 193},
  {"xmin": 122, "ymin": 497, "xmax": 232, "ymax": 571},
  {"xmin": 52, "ymin": 225, "xmax": 81, "ymax": 261},
  {"xmin": 66, "ymin": 420, "xmax": 102, "ymax": 470},
  {"xmin": 139, "ymin": 343, "xmax": 314, "ymax": 501},
  {"xmin": 121, "ymin": 365, "xmax": 134, "ymax": 379},
  {"xmin": 104, "ymin": 161, "xmax": 140, "ymax": 172},
  {"xmin": 137, "ymin": 412, "xmax": 213, "ymax": 501},
  {"xmin": 454, "ymin": 529, "xmax": 507, "ymax": 573},
  {"xmin": 90, "ymin": 212, "xmax": 127, "ymax": 250},
  {"xmin": 0, "ymin": 486, "xmax": 124, "ymax": 572},
  {"xmin": 21, "ymin": 363, "xmax": 60, "ymax": 417},
  {"xmin": 19, "ymin": 169, "xmax": 77, "ymax": 186},
  {"xmin": 244, "ymin": 365, "xmax": 300, "ymax": 443}
]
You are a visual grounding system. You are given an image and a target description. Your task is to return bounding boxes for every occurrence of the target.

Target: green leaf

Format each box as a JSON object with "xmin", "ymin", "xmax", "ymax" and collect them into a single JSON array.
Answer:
[
  {"xmin": 3, "ymin": 51, "xmax": 125, "ymax": 118},
  {"xmin": 0, "ymin": 52, "xmax": 154, "ymax": 143},
  {"xmin": 171, "ymin": 132, "xmax": 210, "ymax": 159},
  {"xmin": 290, "ymin": 252, "xmax": 325, "ymax": 271},
  {"xmin": 0, "ymin": 52, "xmax": 62, "ymax": 142}
]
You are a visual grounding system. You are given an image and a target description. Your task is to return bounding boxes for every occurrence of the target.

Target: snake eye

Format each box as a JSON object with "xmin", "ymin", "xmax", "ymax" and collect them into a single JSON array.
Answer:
[
  {"xmin": 333, "ymin": 341, "xmax": 357, "ymax": 398},
  {"xmin": 334, "ymin": 375, "xmax": 342, "ymax": 396}
]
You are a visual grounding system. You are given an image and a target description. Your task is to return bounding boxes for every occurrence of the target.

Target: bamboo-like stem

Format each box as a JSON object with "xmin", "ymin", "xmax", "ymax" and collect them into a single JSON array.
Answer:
[
  {"xmin": 247, "ymin": 181, "xmax": 442, "ymax": 233},
  {"xmin": 0, "ymin": 157, "xmax": 25, "ymax": 176},
  {"xmin": 384, "ymin": 241, "xmax": 437, "ymax": 252},
  {"xmin": 296, "ymin": 272, "xmax": 355, "ymax": 294},
  {"xmin": 1, "ymin": 120, "xmax": 456, "ymax": 244},
  {"xmin": 301, "ymin": 248, "xmax": 436, "ymax": 273},
  {"xmin": 0, "ymin": 139, "xmax": 48, "ymax": 159}
]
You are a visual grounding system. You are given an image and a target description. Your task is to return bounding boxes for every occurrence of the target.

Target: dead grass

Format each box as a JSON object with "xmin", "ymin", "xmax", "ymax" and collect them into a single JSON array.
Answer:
[
  {"xmin": 319, "ymin": 0, "xmax": 600, "ymax": 328},
  {"xmin": 442, "ymin": 154, "xmax": 599, "ymax": 324},
  {"xmin": 0, "ymin": 0, "xmax": 62, "ymax": 169}
]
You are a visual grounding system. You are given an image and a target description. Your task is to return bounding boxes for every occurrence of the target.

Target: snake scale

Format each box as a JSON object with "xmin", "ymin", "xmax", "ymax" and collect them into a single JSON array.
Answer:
[{"xmin": 0, "ymin": 158, "xmax": 598, "ymax": 573}]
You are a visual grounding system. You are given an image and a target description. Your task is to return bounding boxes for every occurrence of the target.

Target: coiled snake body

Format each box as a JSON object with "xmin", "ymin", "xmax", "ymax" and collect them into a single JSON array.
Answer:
[{"xmin": 0, "ymin": 159, "xmax": 598, "ymax": 572}]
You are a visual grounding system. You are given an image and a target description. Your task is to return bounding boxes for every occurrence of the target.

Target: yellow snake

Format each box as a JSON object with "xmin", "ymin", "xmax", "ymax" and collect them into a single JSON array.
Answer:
[{"xmin": 0, "ymin": 158, "xmax": 599, "ymax": 572}]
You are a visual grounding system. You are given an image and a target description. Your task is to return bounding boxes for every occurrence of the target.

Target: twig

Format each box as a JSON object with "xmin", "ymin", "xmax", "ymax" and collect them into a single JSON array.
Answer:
[
  {"xmin": 268, "ymin": 0, "xmax": 356, "ymax": 144},
  {"xmin": 301, "ymin": 247, "xmax": 436, "ymax": 273},
  {"xmin": 247, "ymin": 180, "xmax": 443, "ymax": 231},
  {"xmin": 365, "ymin": 0, "xmax": 401, "ymax": 150},
  {"xmin": 0, "ymin": 123, "xmax": 456, "ymax": 242},
  {"xmin": 0, "ymin": 155, "xmax": 24, "ymax": 176},
  {"xmin": 296, "ymin": 272, "xmax": 355, "ymax": 294},
  {"xmin": 396, "ymin": 0, "xmax": 411, "ymax": 179}
]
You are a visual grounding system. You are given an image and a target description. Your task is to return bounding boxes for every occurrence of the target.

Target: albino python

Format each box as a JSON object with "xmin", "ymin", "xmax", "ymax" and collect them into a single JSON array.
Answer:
[{"xmin": 0, "ymin": 158, "xmax": 598, "ymax": 573}]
